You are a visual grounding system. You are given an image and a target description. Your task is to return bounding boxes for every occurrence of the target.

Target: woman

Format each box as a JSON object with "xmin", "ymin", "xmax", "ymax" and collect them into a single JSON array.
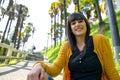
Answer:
[{"xmin": 27, "ymin": 12, "xmax": 120, "ymax": 80}]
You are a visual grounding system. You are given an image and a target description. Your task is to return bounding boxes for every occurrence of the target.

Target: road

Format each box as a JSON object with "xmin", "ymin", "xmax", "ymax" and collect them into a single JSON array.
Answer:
[{"xmin": 0, "ymin": 57, "xmax": 62, "ymax": 80}]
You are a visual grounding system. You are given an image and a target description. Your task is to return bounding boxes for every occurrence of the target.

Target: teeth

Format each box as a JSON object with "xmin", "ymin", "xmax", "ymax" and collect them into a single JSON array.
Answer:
[
  {"xmin": 77, "ymin": 28, "xmax": 82, "ymax": 30},
  {"xmin": 76, "ymin": 29, "xmax": 82, "ymax": 31}
]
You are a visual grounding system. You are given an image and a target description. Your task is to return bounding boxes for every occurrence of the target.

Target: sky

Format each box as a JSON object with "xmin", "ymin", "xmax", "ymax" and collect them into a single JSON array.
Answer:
[{"xmin": 0, "ymin": 0, "xmax": 74, "ymax": 52}]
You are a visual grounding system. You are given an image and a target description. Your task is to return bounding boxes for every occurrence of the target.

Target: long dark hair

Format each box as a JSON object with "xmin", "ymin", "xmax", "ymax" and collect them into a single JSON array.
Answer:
[{"xmin": 66, "ymin": 12, "xmax": 91, "ymax": 50}]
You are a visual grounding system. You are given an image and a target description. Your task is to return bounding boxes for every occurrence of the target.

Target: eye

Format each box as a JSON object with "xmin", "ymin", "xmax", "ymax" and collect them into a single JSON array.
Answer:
[{"xmin": 71, "ymin": 21, "xmax": 76, "ymax": 25}]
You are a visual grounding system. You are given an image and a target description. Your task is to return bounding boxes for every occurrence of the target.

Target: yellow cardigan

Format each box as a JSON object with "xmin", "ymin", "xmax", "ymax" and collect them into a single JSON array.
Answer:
[{"xmin": 36, "ymin": 34, "xmax": 120, "ymax": 80}]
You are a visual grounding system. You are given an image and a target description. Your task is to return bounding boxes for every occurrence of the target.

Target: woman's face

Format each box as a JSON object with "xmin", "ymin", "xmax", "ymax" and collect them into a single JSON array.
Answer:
[{"xmin": 70, "ymin": 19, "xmax": 87, "ymax": 37}]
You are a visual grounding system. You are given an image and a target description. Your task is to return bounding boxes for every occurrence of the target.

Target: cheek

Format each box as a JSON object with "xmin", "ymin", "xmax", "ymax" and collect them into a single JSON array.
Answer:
[
  {"xmin": 71, "ymin": 26, "xmax": 74, "ymax": 31},
  {"xmin": 84, "ymin": 27, "xmax": 87, "ymax": 33},
  {"xmin": 84, "ymin": 23, "xmax": 87, "ymax": 31}
]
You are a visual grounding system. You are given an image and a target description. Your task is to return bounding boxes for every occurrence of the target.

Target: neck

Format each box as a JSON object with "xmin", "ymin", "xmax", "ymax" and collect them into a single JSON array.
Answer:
[{"xmin": 76, "ymin": 35, "xmax": 86, "ymax": 51}]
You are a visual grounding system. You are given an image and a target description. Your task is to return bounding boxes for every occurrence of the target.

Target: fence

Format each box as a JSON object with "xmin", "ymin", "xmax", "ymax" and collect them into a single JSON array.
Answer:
[{"xmin": 0, "ymin": 43, "xmax": 28, "ymax": 64}]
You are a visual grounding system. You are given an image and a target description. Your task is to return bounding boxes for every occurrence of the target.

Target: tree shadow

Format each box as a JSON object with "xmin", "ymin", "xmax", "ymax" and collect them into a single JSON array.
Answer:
[{"xmin": 0, "ymin": 61, "xmax": 32, "ymax": 76}]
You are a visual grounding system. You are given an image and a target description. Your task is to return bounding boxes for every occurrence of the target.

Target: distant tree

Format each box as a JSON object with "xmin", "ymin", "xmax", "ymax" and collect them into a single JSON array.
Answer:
[{"xmin": 22, "ymin": 23, "xmax": 34, "ymax": 49}]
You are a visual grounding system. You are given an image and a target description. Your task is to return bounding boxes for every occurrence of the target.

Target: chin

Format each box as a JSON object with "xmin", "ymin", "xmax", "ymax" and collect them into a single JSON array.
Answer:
[{"xmin": 74, "ymin": 31, "xmax": 86, "ymax": 36}]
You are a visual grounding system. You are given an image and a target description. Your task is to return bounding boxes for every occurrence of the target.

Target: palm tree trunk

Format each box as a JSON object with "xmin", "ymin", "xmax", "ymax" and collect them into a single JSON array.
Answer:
[
  {"xmin": 60, "ymin": 13, "xmax": 62, "ymax": 45},
  {"xmin": 16, "ymin": 18, "xmax": 24, "ymax": 49},
  {"xmin": 54, "ymin": 14, "xmax": 56, "ymax": 47},
  {"xmin": 106, "ymin": 0, "xmax": 120, "ymax": 63},
  {"xmin": 94, "ymin": 0, "xmax": 105, "ymax": 33},
  {"xmin": 64, "ymin": 0, "xmax": 67, "ymax": 37},
  {"xmin": 1, "ymin": 16, "xmax": 10, "ymax": 43},
  {"xmin": 12, "ymin": 5, "xmax": 22, "ymax": 47},
  {"xmin": 6, "ymin": 19, "xmax": 12, "ymax": 39}
]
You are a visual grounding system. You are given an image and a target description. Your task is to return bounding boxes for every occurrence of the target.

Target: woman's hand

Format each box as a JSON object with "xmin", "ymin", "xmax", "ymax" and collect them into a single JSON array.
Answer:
[{"xmin": 27, "ymin": 64, "xmax": 48, "ymax": 80}]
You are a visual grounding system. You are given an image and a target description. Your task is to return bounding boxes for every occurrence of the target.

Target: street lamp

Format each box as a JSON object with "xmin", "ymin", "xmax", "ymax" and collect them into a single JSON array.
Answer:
[{"xmin": 73, "ymin": 0, "xmax": 79, "ymax": 12}]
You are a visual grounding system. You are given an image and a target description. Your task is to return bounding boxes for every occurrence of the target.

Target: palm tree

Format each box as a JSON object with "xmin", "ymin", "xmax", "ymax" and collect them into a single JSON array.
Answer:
[
  {"xmin": 50, "ymin": 2, "xmax": 59, "ymax": 47},
  {"xmin": 94, "ymin": 0, "xmax": 106, "ymax": 33},
  {"xmin": 1, "ymin": 0, "xmax": 14, "ymax": 43},
  {"xmin": 12, "ymin": 4, "xmax": 22, "ymax": 47},
  {"xmin": 58, "ymin": 3, "xmax": 64, "ymax": 45},
  {"xmin": 22, "ymin": 23, "xmax": 33, "ymax": 48},
  {"xmin": 48, "ymin": 0, "xmax": 72, "ymax": 47},
  {"xmin": 106, "ymin": 0, "xmax": 120, "ymax": 63},
  {"xmin": 16, "ymin": 5, "xmax": 29, "ymax": 49},
  {"xmin": 49, "ymin": 11, "xmax": 54, "ymax": 46},
  {"xmin": 57, "ymin": 0, "xmax": 72, "ymax": 38},
  {"xmin": 73, "ymin": 0, "xmax": 79, "ymax": 12}
]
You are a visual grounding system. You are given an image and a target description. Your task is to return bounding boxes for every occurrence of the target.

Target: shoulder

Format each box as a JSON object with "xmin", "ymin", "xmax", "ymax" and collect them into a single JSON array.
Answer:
[
  {"xmin": 92, "ymin": 34, "xmax": 108, "ymax": 41},
  {"xmin": 92, "ymin": 34, "xmax": 109, "ymax": 47},
  {"xmin": 61, "ymin": 41, "xmax": 71, "ymax": 49},
  {"xmin": 61, "ymin": 41, "xmax": 69, "ymax": 48}
]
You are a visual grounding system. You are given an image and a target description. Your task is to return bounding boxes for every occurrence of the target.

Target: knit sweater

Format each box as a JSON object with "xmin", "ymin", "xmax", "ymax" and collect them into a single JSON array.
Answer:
[{"xmin": 36, "ymin": 34, "xmax": 120, "ymax": 80}]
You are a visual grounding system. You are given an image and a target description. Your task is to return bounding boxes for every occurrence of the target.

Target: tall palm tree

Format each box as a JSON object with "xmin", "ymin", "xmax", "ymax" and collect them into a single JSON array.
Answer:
[
  {"xmin": 58, "ymin": 3, "xmax": 64, "ymax": 45},
  {"xmin": 106, "ymin": 0, "xmax": 120, "ymax": 63},
  {"xmin": 94, "ymin": 0, "xmax": 105, "ymax": 33},
  {"xmin": 59, "ymin": 0, "xmax": 72, "ymax": 36},
  {"xmin": 1, "ymin": 0, "xmax": 14, "ymax": 43},
  {"xmin": 22, "ymin": 23, "xmax": 33, "ymax": 48},
  {"xmin": 48, "ymin": 0, "xmax": 72, "ymax": 47},
  {"xmin": 16, "ymin": 5, "xmax": 28, "ymax": 49},
  {"xmin": 50, "ymin": 2, "xmax": 59, "ymax": 47},
  {"xmin": 12, "ymin": 4, "xmax": 22, "ymax": 47},
  {"xmin": 49, "ymin": 10, "xmax": 54, "ymax": 46}
]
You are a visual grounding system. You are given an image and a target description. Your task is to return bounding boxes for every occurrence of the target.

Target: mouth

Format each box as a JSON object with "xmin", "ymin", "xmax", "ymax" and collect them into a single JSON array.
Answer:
[{"xmin": 75, "ymin": 28, "xmax": 83, "ymax": 31}]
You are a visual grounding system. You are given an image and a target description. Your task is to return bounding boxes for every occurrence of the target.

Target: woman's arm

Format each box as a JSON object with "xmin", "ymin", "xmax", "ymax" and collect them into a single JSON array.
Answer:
[
  {"xmin": 101, "ymin": 35, "xmax": 120, "ymax": 80},
  {"xmin": 34, "ymin": 41, "xmax": 68, "ymax": 77}
]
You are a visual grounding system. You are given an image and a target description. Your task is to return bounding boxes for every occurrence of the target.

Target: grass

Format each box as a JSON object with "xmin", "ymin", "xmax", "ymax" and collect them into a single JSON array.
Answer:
[
  {"xmin": 115, "ymin": 61, "xmax": 120, "ymax": 74},
  {"xmin": 43, "ymin": 43, "xmax": 62, "ymax": 63},
  {"xmin": 0, "ymin": 59, "xmax": 23, "ymax": 66}
]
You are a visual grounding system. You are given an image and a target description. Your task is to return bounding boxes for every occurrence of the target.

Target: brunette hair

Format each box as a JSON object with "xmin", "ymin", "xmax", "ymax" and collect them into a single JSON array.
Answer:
[{"xmin": 66, "ymin": 12, "xmax": 90, "ymax": 50}]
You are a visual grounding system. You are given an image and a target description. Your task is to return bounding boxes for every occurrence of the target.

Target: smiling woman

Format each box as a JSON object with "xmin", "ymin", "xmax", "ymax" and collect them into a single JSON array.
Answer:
[{"xmin": 27, "ymin": 12, "xmax": 120, "ymax": 80}]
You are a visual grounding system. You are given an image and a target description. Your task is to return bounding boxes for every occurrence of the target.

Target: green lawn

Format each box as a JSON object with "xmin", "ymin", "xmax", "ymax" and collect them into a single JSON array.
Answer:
[{"xmin": 0, "ymin": 59, "xmax": 23, "ymax": 66}]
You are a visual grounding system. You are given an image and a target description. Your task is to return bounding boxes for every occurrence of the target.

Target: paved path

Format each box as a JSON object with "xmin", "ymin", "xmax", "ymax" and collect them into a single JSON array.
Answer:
[
  {"xmin": 0, "ymin": 57, "xmax": 62, "ymax": 80},
  {"xmin": 0, "ymin": 60, "xmax": 34, "ymax": 80}
]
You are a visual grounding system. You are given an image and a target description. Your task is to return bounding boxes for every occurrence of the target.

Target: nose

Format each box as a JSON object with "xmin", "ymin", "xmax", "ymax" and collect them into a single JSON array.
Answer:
[{"xmin": 75, "ymin": 21, "xmax": 80, "ymax": 26}]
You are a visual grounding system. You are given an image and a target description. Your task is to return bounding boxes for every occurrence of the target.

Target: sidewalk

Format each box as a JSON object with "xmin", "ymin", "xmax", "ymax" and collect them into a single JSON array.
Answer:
[
  {"xmin": 0, "ymin": 60, "xmax": 35, "ymax": 80},
  {"xmin": 0, "ymin": 56, "xmax": 62, "ymax": 80}
]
